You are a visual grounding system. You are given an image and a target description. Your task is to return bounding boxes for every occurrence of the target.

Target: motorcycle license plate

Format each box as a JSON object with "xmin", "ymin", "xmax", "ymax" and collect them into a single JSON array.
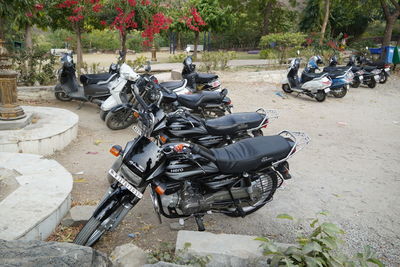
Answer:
[
  {"xmin": 374, "ymin": 75, "xmax": 380, "ymax": 81},
  {"xmin": 210, "ymin": 80, "xmax": 221, "ymax": 88},
  {"xmin": 324, "ymin": 88, "xmax": 330, "ymax": 93},
  {"xmin": 385, "ymin": 68, "xmax": 390, "ymax": 72},
  {"xmin": 108, "ymin": 169, "xmax": 143, "ymax": 199},
  {"xmin": 132, "ymin": 125, "xmax": 142, "ymax": 136}
]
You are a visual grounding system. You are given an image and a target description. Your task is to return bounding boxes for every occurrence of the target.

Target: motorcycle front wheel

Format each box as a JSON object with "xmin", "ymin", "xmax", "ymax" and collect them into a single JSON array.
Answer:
[
  {"xmin": 350, "ymin": 80, "xmax": 360, "ymax": 88},
  {"xmin": 105, "ymin": 109, "xmax": 137, "ymax": 130},
  {"xmin": 331, "ymin": 86, "xmax": 347, "ymax": 98},
  {"xmin": 315, "ymin": 91, "xmax": 326, "ymax": 102},
  {"xmin": 379, "ymin": 72, "xmax": 387, "ymax": 84},
  {"xmin": 282, "ymin": 84, "xmax": 293, "ymax": 93},
  {"xmin": 367, "ymin": 79, "xmax": 377, "ymax": 88}
]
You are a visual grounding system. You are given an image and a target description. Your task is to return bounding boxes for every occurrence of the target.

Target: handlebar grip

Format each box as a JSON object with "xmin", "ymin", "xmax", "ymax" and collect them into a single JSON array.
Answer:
[{"xmin": 190, "ymin": 144, "xmax": 216, "ymax": 162}]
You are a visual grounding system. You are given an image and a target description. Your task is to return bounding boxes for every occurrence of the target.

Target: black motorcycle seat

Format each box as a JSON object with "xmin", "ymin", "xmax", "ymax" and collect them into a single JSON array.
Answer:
[
  {"xmin": 205, "ymin": 112, "xmax": 265, "ymax": 135},
  {"xmin": 196, "ymin": 73, "xmax": 218, "ymax": 83},
  {"xmin": 363, "ymin": 66, "xmax": 377, "ymax": 72},
  {"xmin": 366, "ymin": 60, "xmax": 385, "ymax": 68},
  {"xmin": 177, "ymin": 91, "xmax": 223, "ymax": 109},
  {"xmin": 301, "ymin": 72, "xmax": 327, "ymax": 83},
  {"xmin": 160, "ymin": 80, "xmax": 185, "ymax": 90},
  {"xmin": 80, "ymin": 73, "xmax": 113, "ymax": 85},
  {"xmin": 211, "ymin": 136, "xmax": 292, "ymax": 174}
]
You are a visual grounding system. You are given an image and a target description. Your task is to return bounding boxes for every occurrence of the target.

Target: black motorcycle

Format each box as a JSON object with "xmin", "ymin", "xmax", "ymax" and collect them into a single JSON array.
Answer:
[
  {"xmin": 132, "ymin": 88, "xmax": 279, "ymax": 148},
  {"xmin": 73, "ymin": 101, "xmax": 310, "ymax": 246},
  {"xmin": 182, "ymin": 55, "xmax": 222, "ymax": 91},
  {"xmin": 107, "ymin": 77, "xmax": 232, "ymax": 130},
  {"xmin": 54, "ymin": 52, "xmax": 120, "ymax": 105},
  {"xmin": 356, "ymin": 53, "xmax": 390, "ymax": 84}
]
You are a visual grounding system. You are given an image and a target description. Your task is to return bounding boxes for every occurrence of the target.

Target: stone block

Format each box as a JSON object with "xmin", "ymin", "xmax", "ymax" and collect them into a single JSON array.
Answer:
[
  {"xmin": 61, "ymin": 205, "xmax": 96, "ymax": 227},
  {"xmin": 110, "ymin": 243, "xmax": 148, "ymax": 267},
  {"xmin": 171, "ymin": 70, "xmax": 182, "ymax": 80}
]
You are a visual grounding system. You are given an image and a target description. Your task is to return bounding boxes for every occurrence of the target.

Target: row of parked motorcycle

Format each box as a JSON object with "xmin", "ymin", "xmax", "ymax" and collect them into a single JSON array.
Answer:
[
  {"xmin": 52, "ymin": 49, "xmax": 389, "ymax": 246},
  {"xmin": 60, "ymin": 53, "xmax": 312, "ymax": 247},
  {"xmin": 281, "ymin": 51, "xmax": 391, "ymax": 102}
]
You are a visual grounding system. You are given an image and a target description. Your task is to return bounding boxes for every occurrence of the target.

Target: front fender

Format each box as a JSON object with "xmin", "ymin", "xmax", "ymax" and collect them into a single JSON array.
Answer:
[{"xmin": 110, "ymin": 103, "xmax": 133, "ymax": 113}]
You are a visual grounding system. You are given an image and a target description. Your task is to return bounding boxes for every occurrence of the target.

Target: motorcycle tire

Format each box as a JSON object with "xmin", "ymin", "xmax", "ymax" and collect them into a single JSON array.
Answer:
[
  {"xmin": 99, "ymin": 110, "xmax": 108, "ymax": 121},
  {"xmin": 350, "ymin": 80, "xmax": 360, "ymax": 88},
  {"xmin": 225, "ymin": 173, "xmax": 277, "ymax": 217},
  {"xmin": 54, "ymin": 91, "xmax": 72, "ymax": 102},
  {"xmin": 379, "ymin": 73, "xmax": 387, "ymax": 84},
  {"xmin": 332, "ymin": 86, "xmax": 347, "ymax": 98},
  {"xmin": 73, "ymin": 217, "xmax": 102, "ymax": 246},
  {"xmin": 315, "ymin": 91, "xmax": 326, "ymax": 102},
  {"xmin": 368, "ymin": 79, "xmax": 377, "ymax": 89},
  {"xmin": 105, "ymin": 109, "xmax": 137, "ymax": 130},
  {"xmin": 282, "ymin": 84, "xmax": 292, "ymax": 93}
]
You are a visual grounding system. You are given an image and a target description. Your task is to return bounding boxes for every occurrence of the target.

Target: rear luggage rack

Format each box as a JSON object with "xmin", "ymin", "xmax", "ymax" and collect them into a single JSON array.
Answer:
[
  {"xmin": 247, "ymin": 108, "xmax": 279, "ymax": 131},
  {"xmin": 272, "ymin": 131, "xmax": 311, "ymax": 166}
]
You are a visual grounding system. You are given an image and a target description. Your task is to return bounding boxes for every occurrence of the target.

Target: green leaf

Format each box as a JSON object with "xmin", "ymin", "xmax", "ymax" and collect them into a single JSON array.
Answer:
[
  {"xmin": 254, "ymin": 237, "xmax": 270, "ymax": 242},
  {"xmin": 276, "ymin": 213, "xmax": 294, "ymax": 220},
  {"xmin": 367, "ymin": 258, "xmax": 385, "ymax": 267},
  {"xmin": 284, "ymin": 246, "xmax": 301, "ymax": 256},
  {"xmin": 310, "ymin": 218, "xmax": 319, "ymax": 228},
  {"xmin": 318, "ymin": 211, "xmax": 329, "ymax": 216},
  {"xmin": 320, "ymin": 237, "xmax": 338, "ymax": 250},
  {"xmin": 262, "ymin": 242, "xmax": 279, "ymax": 254},
  {"xmin": 302, "ymin": 241, "xmax": 322, "ymax": 254},
  {"xmin": 183, "ymin": 242, "xmax": 191, "ymax": 249},
  {"xmin": 270, "ymin": 255, "xmax": 284, "ymax": 266},
  {"xmin": 321, "ymin": 223, "xmax": 345, "ymax": 236},
  {"xmin": 304, "ymin": 256, "xmax": 320, "ymax": 267}
]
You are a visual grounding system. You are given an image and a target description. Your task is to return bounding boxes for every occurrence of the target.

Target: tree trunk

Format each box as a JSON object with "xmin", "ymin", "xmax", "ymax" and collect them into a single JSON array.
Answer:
[
  {"xmin": 0, "ymin": 17, "xmax": 5, "ymax": 40},
  {"xmin": 262, "ymin": 1, "xmax": 274, "ymax": 36},
  {"xmin": 319, "ymin": 0, "xmax": 330, "ymax": 45},
  {"xmin": 24, "ymin": 24, "xmax": 33, "ymax": 50},
  {"xmin": 177, "ymin": 32, "xmax": 182, "ymax": 51},
  {"xmin": 380, "ymin": 0, "xmax": 400, "ymax": 58},
  {"xmin": 120, "ymin": 32, "xmax": 127, "ymax": 62},
  {"xmin": 382, "ymin": 17, "xmax": 396, "ymax": 48},
  {"xmin": 194, "ymin": 31, "xmax": 199, "ymax": 60},
  {"xmin": 76, "ymin": 27, "xmax": 83, "ymax": 76}
]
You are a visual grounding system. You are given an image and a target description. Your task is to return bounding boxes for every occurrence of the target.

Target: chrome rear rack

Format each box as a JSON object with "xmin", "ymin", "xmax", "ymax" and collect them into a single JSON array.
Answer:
[
  {"xmin": 247, "ymin": 108, "xmax": 279, "ymax": 132},
  {"xmin": 272, "ymin": 130, "xmax": 311, "ymax": 166}
]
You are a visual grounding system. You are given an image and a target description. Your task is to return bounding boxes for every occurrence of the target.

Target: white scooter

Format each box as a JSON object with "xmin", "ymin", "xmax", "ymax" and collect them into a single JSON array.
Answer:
[
  {"xmin": 281, "ymin": 57, "xmax": 332, "ymax": 102},
  {"xmin": 100, "ymin": 62, "xmax": 190, "ymax": 121}
]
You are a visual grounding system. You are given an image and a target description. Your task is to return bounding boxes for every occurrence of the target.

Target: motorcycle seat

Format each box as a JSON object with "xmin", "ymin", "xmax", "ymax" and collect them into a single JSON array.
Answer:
[
  {"xmin": 160, "ymin": 80, "xmax": 186, "ymax": 90},
  {"xmin": 366, "ymin": 60, "xmax": 385, "ymax": 68},
  {"xmin": 205, "ymin": 112, "xmax": 265, "ymax": 135},
  {"xmin": 80, "ymin": 73, "xmax": 114, "ymax": 85},
  {"xmin": 177, "ymin": 90, "xmax": 224, "ymax": 109},
  {"xmin": 211, "ymin": 136, "xmax": 292, "ymax": 174},
  {"xmin": 363, "ymin": 66, "xmax": 378, "ymax": 72},
  {"xmin": 196, "ymin": 73, "xmax": 218, "ymax": 83},
  {"xmin": 301, "ymin": 72, "xmax": 327, "ymax": 83}
]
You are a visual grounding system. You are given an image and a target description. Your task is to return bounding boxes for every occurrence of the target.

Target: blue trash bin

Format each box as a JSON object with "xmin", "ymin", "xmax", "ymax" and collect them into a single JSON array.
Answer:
[
  {"xmin": 369, "ymin": 47, "xmax": 382, "ymax": 54},
  {"xmin": 384, "ymin": 46, "xmax": 395, "ymax": 63}
]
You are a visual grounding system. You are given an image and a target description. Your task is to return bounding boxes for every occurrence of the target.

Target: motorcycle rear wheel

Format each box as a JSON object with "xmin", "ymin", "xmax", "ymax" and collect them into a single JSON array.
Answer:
[
  {"xmin": 368, "ymin": 79, "xmax": 377, "ymax": 88},
  {"xmin": 225, "ymin": 173, "xmax": 277, "ymax": 217},
  {"xmin": 105, "ymin": 109, "xmax": 137, "ymax": 130},
  {"xmin": 282, "ymin": 84, "xmax": 293, "ymax": 93},
  {"xmin": 332, "ymin": 86, "xmax": 347, "ymax": 98},
  {"xmin": 55, "ymin": 91, "xmax": 72, "ymax": 102},
  {"xmin": 315, "ymin": 91, "xmax": 326, "ymax": 102}
]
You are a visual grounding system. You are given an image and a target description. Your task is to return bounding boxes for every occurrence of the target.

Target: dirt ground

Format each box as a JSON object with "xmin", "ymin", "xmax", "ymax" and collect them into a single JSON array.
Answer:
[{"xmin": 37, "ymin": 70, "xmax": 400, "ymax": 265}]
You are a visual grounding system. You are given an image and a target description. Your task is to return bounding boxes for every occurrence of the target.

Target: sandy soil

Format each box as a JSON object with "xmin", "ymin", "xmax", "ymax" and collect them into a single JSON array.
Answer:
[{"xmin": 39, "ymin": 70, "xmax": 400, "ymax": 265}]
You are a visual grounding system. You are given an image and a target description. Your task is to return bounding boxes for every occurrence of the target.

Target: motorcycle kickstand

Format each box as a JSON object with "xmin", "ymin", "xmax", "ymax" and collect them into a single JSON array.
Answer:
[
  {"xmin": 194, "ymin": 215, "xmax": 205, "ymax": 232},
  {"xmin": 77, "ymin": 101, "xmax": 85, "ymax": 110}
]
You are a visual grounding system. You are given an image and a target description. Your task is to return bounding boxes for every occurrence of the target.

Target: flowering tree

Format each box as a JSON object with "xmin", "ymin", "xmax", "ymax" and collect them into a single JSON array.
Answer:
[
  {"xmin": 182, "ymin": 7, "xmax": 206, "ymax": 58},
  {"xmin": 49, "ymin": 0, "xmax": 104, "ymax": 73},
  {"xmin": 100, "ymin": 0, "xmax": 171, "ymax": 61}
]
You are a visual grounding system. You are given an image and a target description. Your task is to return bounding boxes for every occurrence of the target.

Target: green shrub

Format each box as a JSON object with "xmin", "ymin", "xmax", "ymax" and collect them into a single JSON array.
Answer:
[
  {"xmin": 259, "ymin": 49, "xmax": 279, "ymax": 59},
  {"xmin": 201, "ymin": 51, "xmax": 237, "ymax": 71},
  {"xmin": 11, "ymin": 47, "xmax": 57, "ymax": 86},
  {"xmin": 257, "ymin": 213, "xmax": 384, "ymax": 267},
  {"xmin": 168, "ymin": 53, "xmax": 186, "ymax": 63},
  {"xmin": 126, "ymin": 55, "xmax": 148, "ymax": 70}
]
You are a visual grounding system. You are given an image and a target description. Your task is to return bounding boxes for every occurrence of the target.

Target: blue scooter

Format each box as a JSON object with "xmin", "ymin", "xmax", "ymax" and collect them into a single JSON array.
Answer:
[{"xmin": 303, "ymin": 56, "xmax": 353, "ymax": 98}]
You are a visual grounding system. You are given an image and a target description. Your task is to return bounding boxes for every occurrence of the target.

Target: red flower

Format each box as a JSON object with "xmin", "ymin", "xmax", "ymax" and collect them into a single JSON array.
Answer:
[
  {"xmin": 141, "ymin": 0, "xmax": 150, "ymax": 5},
  {"xmin": 26, "ymin": 12, "xmax": 33, "ymax": 17},
  {"xmin": 100, "ymin": 20, "xmax": 107, "ymax": 26},
  {"xmin": 128, "ymin": 0, "xmax": 136, "ymax": 7},
  {"xmin": 92, "ymin": 3, "xmax": 102, "ymax": 12},
  {"xmin": 34, "ymin": 3, "xmax": 44, "ymax": 10}
]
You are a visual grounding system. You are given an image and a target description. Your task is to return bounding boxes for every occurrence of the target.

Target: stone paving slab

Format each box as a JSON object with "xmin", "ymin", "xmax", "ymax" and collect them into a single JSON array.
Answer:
[{"xmin": 0, "ymin": 152, "xmax": 72, "ymax": 241}]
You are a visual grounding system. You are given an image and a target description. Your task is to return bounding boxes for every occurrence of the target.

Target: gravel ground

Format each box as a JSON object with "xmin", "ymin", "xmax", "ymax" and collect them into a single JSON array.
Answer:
[{"xmin": 38, "ymin": 70, "xmax": 400, "ymax": 266}]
